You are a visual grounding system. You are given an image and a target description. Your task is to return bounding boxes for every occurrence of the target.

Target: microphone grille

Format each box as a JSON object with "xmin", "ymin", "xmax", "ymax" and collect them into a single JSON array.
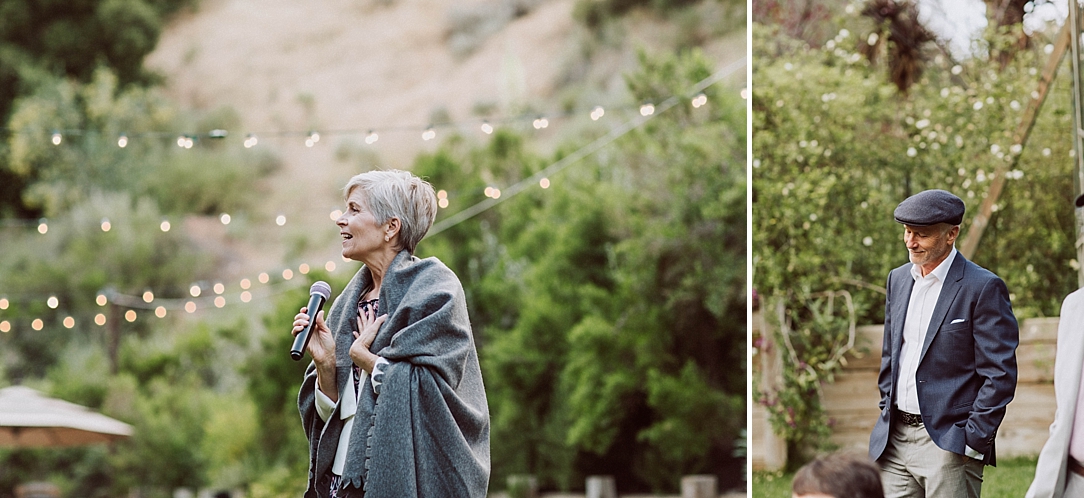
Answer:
[{"xmin": 310, "ymin": 281, "xmax": 332, "ymax": 299}]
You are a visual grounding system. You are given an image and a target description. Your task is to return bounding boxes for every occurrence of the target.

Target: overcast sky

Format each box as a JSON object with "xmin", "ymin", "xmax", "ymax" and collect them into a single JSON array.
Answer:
[{"xmin": 915, "ymin": 0, "xmax": 1068, "ymax": 58}]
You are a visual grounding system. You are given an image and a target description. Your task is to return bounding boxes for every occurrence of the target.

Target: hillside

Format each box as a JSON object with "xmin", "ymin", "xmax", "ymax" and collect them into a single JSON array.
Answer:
[{"xmin": 145, "ymin": 0, "xmax": 746, "ymax": 281}]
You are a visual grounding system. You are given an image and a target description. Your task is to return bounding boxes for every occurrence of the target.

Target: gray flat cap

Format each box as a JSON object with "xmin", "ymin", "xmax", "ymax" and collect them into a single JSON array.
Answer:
[{"xmin": 894, "ymin": 189, "xmax": 965, "ymax": 226}]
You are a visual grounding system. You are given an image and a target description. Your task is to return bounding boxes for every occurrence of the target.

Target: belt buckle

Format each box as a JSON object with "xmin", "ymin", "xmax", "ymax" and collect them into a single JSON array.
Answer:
[{"xmin": 898, "ymin": 411, "xmax": 923, "ymax": 427}]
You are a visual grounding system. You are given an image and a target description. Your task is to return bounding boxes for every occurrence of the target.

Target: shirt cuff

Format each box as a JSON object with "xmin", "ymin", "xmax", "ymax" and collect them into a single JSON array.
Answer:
[
  {"xmin": 964, "ymin": 445, "xmax": 984, "ymax": 460},
  {"xmin": 314, "ymin": 385, "xmax": 337, "ymax": 422},
  {"xmin": 371, "ymin": 357, "xmax": 389, "ymax": 395}
]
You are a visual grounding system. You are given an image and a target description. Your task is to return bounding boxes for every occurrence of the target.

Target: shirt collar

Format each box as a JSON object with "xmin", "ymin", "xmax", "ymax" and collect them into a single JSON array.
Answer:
[{"xmin": 910, "ymin": 247, "xmax": 957, "ymax": 283}]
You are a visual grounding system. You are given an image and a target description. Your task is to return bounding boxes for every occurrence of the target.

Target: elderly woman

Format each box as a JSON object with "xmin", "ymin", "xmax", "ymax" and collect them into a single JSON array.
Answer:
[{"xmin": 291, "ymin": 169, "xmax": 490, "ymax": 498}]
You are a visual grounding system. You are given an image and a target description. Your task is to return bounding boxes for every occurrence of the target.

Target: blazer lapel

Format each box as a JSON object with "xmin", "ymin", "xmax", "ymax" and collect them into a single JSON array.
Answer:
[
  {"xmin": 890, "ymin": 269, "xmax": 913, "ymax": 364},
  {"xmin": 919, "ymin": 254, "xmax": 966, "ymax": 362}
]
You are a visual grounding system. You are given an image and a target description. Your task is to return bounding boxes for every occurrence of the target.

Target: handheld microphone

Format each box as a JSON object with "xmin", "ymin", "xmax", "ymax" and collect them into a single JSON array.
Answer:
[{"xmin": 290, "ymin": 281, "xmax": 333, "ymax": 361}]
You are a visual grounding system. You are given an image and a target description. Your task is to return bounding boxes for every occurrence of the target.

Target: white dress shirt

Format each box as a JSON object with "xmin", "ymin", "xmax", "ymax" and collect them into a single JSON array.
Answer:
[
  {"xmin": 897, "ymin": 248, "xmax": 956, "ymax": 415},
  {"xmin": 314, "ymin": 358, "xmax": 389, "ymax": 475}
]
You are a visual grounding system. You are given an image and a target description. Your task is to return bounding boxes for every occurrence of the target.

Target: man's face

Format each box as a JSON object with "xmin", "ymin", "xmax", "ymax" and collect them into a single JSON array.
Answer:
[{"xmin": 903, "ymin": 223, "xmax": 958, "ymax": 276}]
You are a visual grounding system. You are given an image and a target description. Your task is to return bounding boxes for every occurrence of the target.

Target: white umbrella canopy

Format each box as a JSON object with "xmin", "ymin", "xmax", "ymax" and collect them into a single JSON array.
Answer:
[{"xmin": 0, "ymin": 385, "xmax": 133, "ymax": 448}]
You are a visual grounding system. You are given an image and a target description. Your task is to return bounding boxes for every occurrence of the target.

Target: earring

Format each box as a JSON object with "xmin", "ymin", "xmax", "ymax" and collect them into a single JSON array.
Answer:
[{"xmin": 384, "ymin": 235, "xmax": 390, "ymax": 241}]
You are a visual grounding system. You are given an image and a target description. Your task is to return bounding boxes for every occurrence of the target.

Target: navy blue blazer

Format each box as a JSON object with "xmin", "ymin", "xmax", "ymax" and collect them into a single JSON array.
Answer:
[{"xmin": 868, "ymin": 253, "xmax": 1019, "ymax": 466}]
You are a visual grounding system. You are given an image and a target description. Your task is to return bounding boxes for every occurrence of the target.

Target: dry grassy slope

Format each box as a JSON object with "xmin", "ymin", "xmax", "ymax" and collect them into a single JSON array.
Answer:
[{"xmin": 146, "ymin": 0, "xmax": 745, "ymax": 283}]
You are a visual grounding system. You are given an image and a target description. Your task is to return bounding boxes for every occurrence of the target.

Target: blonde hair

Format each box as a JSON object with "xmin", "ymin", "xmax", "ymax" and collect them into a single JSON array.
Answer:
[{"xmin": 343, "ymin": 170, "xmax": 437, "ymax": 254}]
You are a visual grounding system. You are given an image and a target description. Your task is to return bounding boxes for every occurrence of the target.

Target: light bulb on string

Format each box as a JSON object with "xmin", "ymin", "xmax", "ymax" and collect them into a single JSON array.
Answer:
[
  {"xmin": 160, "ymin": 219, "xmax": 171, "ymax": 232},
  {"xmin": 220, "ymin": 213, "xmax": 231, "ymax": 225},
  {"xmin": 125, "ymin": 310, "xmax": 137, "ymax": 322},
  {"xmin": 47, "ymin": 296, "xmax": 59, "ymax": 309},
  {"xmin": 325, "ymin": 261, "xmax": 336, "ymax": 272},
  {"xmin": 692, "ymin": 93, "xmax": 708, "ymax": 108},
  {"xmin": 740, "ymin": 88, "xmax": 749, "ymax": 100},
  {"xmin": 1, "ymin": 321, "xmax": 11, "ymax": 333},
  {"xmin": 63, "ymin": 317, "xmax": 75, "ymax": 329},
  {"xmin": 240, "ymin": 291, "xmax": 252, "ymax": 303},
  {"xmin": 422, "ymin": 126, "xmax": 436, "ymax": 141},
  {"xmin": 306, "ymin": 131, "xmax": 320, "ymax": 147},
  {"xmin": 100, "ymin": 218, "xmax": 111, "ymax": 232},
  {"xmin": 214, "ymin": 296, "xmax": 226, "ymax": 308},
  {"xmin": 282, "ymin": 269, "xmax": 294, "ymax": 280},
  {"xmin": 96, "ymin": 294, "xmax": 108, "ymax": 306},
  {"xmin": 639, "ymin": 103, "xmax": 655, "ymax": 116},
  {"xmin": 117, "ymin": 134, "xmax": 128, "ymax": 148},
  {"xmin": 540, "ymin": 178, "xmax": 550, "ymax": 189},
  {"xmin": 155, "ymin": 306, "xmax": 167, "ymax": 318},
  {"xmin": 214, "ymin": 283, "xmax": 225, "ymax": 294},
  {"xmin": 94, "ymin": 314, "xmax": 106, "ymax": 326},
  {"xmin": 590, "ymin": 106, "xmax": 605, "ymax": 121},
  {"xmin": 240, "ymin": 278, "xmax": 251, "ymax": 290},
  {"xmin": 185, "ymin": 302, "xmax": 197, "ymax": 313},
  {"xmin": 276, "ymin": 214, "xmax": 286, "ymax": 226},
  {"xmin": 51, "ymin": 131, "xmax": 62, "ymax": 145},
  {"xmin": 189, "ymin": 285, "xmax": 201, "ymax": 297},
  {"xmin": 365, "ymin": 130, "xmax": 379, "ymax": 145},
  {"xmin": 258, "ymin": 273, "xmax": 269, "ymax": 284},
  {"xmin": 0, "ymin": 298, "xmax": 7, "ymax": 310},
  {"xmin": 37, "ymin": 219, "xmax": 48, "ymax": 234},
  {"xmin": 142, "ymin": 290, "xmax": 154, "ymax": 303},
  {"xmin": 244, "ymin": 134, "xmax": 258, "ymax": 148},
  {"xmin": 481, "ymin": 121, "xmax": 494, "ymax": 134},
  {"xmin": 32, "ymin": 319, "xmax": 43, "ymax": 331},
  {"xmin": 532, "ymin": 117, "xmax": 549, "ymax": 129},
  {"xmin": 330, "ymin": 209, "xmax": 343, "ymax": 221},
  {"xmin": 299, "ymin": 263, "xmax": 310, "ymax": 274}
]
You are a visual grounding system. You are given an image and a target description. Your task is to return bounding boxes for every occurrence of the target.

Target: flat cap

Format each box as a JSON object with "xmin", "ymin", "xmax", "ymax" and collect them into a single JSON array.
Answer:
[{"xmin": 894, "ymin": 189, "xmax": 965, "ymax": 226}]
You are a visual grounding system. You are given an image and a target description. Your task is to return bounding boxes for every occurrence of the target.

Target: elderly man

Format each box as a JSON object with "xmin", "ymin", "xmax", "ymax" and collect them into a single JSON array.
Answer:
[
  {"xmin": 868, "ymin": 189, "xmax": 1019, "ymax": 498},
  {"xmin": 793, "ymin": 452, "xmax": 884, "ymax": 498},
  {"xmin": 1024, "ymin": 193, "xmax": 1084, "ymax": 498}
]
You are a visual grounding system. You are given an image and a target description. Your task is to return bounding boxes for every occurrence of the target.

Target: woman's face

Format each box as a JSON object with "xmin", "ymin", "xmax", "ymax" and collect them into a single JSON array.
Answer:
[{"xmin": 338, "ymin": 188, "xmax": 387, "ymax": 262}]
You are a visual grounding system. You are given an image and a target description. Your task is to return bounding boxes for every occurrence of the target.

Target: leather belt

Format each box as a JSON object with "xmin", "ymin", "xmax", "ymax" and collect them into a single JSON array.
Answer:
[
  {"xmin": 1070, "ymin": 457, "xmax": 1084, "ymax": 477},
  {"xmin": 897, "ymin": 411, "xmax": 923, "ymax": 427}
]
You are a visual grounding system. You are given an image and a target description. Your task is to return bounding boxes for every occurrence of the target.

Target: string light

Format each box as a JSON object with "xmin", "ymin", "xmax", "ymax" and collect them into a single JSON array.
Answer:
[
  {"xmin": 1, "ymin": 321, "xmax": 11, "ymax": 333},
  {"xmin": 213, "ymin": 283, "xmax": 225, "ymax": 294},
  {"xmin": 532, "ymin": 117, "xmax": 549, "ymax": 129},
  {"xmin": 437, "ymin": 190, "xmax": 449, "ymax": 209},
  {"xmin": 220, "ymin": 213, "xmax": 231, "ymax": 225},
  {"xmin": 305, "ymin": 131, "xmax": 320, "ymax": 147},
  {"xmin": 244, "ymin": 134, "xmax": 258, "ymax": 148},
  {"xmin": 0, "ymin": 298, "xmax": 8, "ymax": 309},
  {"xmin": 142, "ymin": 290, "xmax": 154, "ymax": 303},
  {"xmin": 47, "ymin": 296, "xmax": 58, "ymax": 309},
  {"xmin": 160, "ymin": 220, "xmax": 171, "ymax": 232},
  {"xmin": 51, "ymin": 132, "xmax": 62, "ymax": 145},
  {"xmin": 63, "ymin": 316, "xmax": 74, "ymax": 329},
  {"xmin": 0, "ymin": 58, "xmax": 745, "ymax": 329},
  {"xmin": 481, "ymin": 121, "xmax": 494, "ymax": 134},
  {"xmin": 365, "ymin": 130, "xmax": 378, "ymax": 144},
  {"xmin": 299, "ymin": 263, "xmax": 310, "ymax": 274},
  {"xmin": 276, "ymin": 215, "xmax": 286, "ymax": 226},
  {"xmin": 117, "ymin": 134, "xmax": 128, "ymax": 148},
  {"xmin": 590, "ymin": 106, "xmax": 605, "ymax": 121},
  {"xmin": 189, "ymin": 285, "xmax": 201, "ymax": 297},
  {"xmin": 422, "ymin": 126, "xmax": 436, "ymax": 141},
  {"xmin": 240, "ymin": 278, "xmax": 251, "ymax": 290},
  {"xmin": 692, "ymin": 93, "xmax": 708, "ymax": 108},
  {"xmin": 330, "ymin": 209, "xmax": 342, "ymax": 220}
]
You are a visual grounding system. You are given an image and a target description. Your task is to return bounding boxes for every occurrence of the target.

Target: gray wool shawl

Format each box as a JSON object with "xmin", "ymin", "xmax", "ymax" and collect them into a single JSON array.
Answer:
[{"xmin": 298, "ymin": 250, "xmax": 490, "ymax": 498}]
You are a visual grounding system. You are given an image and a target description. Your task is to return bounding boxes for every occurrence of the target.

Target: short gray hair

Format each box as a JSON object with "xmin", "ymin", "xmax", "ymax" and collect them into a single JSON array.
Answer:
[{"xmin": 343, "ymin": 169, "xmax": 437, "ymax": 254}]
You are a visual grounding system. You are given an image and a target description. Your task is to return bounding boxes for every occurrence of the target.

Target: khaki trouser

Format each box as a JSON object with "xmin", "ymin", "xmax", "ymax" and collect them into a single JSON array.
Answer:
[{"xmin": 878, "ymin": 418, "xmax": 984, "ymax": 498}]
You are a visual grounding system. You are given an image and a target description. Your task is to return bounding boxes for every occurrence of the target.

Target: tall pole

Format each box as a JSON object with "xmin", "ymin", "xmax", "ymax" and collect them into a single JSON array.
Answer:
[{"xmin": 1071, "ymin": 0, "xmax": 1084, "ymax": 287}]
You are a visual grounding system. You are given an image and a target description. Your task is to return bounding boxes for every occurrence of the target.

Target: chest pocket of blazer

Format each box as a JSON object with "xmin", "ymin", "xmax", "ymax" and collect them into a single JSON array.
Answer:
[{"xmin": 940, "ymin": 320, "xmax": 971, "ymax": 333}]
